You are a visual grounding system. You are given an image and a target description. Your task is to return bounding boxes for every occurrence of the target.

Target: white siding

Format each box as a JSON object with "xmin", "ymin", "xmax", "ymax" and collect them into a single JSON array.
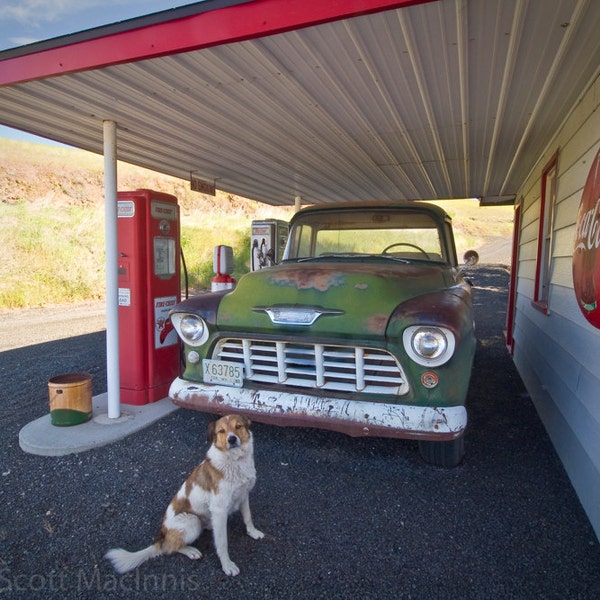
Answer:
[{"xmin": 512, "ymin": 73, "xmax": 600, "ymax": 539}]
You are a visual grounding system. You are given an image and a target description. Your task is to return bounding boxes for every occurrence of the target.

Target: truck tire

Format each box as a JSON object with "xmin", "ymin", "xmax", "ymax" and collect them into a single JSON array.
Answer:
[{"xmin": 418, "ymin": 436, "xmax": 465, "ymax": 468}]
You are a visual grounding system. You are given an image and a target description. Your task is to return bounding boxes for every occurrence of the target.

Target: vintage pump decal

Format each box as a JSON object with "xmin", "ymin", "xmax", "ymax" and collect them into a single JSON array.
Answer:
[
  {"xmin": 154, "ymin": 296, "xmax": 178, "ymax": 347},
  {"xmin": 573, "ymin": 147, "xmax": 600, "ymax": 328}
]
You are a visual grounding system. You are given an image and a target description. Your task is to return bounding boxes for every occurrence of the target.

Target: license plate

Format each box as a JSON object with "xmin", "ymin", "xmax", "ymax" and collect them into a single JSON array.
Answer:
[{"xmin": 203, "ymin": 359, "xmax": 244, "ymax": 387}]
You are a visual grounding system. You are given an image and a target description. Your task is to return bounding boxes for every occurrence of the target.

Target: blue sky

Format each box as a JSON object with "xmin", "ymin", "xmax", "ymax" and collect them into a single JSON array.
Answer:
[{"xmin": 0, "ymin": 0, "xmax": 189, "ymax": 144}]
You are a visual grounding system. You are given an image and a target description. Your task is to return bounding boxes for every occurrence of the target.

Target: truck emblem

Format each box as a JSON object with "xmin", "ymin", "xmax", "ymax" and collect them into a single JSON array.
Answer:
[{"xmin": 253, "ymin": 305, "xmax": 343, "ymax": 326}]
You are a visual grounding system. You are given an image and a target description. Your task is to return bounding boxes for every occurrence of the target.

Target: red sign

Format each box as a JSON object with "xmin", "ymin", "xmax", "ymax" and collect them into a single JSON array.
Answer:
[{"xmin": 573, "ymin": 147, "xmax": 600, "ymax": 328}]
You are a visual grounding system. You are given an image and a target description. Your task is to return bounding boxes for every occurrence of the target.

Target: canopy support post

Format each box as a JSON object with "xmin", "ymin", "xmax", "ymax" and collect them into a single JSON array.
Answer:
[{"xmin": 104, "ymin": 120, "xmax": 121, "ymax": 419}]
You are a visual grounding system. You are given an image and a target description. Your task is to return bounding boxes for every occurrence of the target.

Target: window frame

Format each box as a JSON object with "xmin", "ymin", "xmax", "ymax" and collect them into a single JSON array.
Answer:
[
  {"xmin": 532, "ymin": 151, "xmax": 559, "ymax": 314},
  {"xmin": 506, "ymin": 199, "xmax": 522, "ymax": 354}
]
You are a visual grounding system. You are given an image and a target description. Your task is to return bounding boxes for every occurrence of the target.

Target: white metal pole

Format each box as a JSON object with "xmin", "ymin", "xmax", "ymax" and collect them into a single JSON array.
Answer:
[
  {"xmin": 103, "ymin": 120, "xmax": 121, "ymax": 419},
  {"xmin": 294, "ymin": 195, "xmax": 302, "ymax": 212}
]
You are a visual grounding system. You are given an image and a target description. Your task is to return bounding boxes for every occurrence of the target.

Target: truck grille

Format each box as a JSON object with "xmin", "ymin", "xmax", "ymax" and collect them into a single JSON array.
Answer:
[{"xmin": 212, "ymin": 338, "xmax": 409, "ymax": 395}]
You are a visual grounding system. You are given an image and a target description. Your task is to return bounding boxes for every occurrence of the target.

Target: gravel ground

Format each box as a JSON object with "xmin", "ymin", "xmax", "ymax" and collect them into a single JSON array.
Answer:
[{"xmin": 1, "ymin": 265, "xmax": 599, "ymax": 599}]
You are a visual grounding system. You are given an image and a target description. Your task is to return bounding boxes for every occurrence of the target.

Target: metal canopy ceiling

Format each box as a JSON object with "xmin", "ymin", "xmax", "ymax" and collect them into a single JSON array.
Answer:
[{"xmin": 1, "ymin": 0, "xmax": 599, "ymax": 206}]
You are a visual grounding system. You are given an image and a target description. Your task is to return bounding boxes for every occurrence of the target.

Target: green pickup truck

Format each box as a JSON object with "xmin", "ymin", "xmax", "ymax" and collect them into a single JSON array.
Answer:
[{"xmin": 169, "ymin": 201, "xmax": 478, "ymax": 467}]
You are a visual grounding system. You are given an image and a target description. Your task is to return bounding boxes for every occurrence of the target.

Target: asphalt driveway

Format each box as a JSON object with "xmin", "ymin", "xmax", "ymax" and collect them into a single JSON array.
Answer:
[{"xmin": 1, "ymin": 265, "xmax": 599, "ymax": 599}]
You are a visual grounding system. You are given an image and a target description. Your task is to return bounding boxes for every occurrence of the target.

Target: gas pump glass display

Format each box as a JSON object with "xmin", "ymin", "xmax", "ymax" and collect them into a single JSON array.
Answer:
[{"xmin": 154, "ymin": 237, "xmax": 176, "ymax": 277}]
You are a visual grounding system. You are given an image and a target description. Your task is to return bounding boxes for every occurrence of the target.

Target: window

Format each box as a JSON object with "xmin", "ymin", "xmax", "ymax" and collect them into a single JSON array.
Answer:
[
  {"xmin": 286, "ymin": 208, "xmax": 445, "ymax": 262},
  {"xmin": 533, "ymin": 152, "xmax": 558, "ymax": 313}
]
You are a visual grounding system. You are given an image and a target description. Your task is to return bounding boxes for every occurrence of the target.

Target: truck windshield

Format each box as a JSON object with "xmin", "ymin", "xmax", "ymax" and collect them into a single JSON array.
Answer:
[{"xmin": 285, "ymin": 208, "xmax": 446, "ymax": 262}]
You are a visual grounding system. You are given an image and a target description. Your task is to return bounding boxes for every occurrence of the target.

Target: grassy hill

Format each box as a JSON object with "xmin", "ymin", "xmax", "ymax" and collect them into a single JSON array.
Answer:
[{"xmin": 0, "ymin": 137, "xmax": 513, "ymax": 309}]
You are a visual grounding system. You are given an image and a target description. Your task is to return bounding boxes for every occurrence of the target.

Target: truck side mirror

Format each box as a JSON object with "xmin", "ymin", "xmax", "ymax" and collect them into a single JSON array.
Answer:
[{"xmin": 463, "ymin": 250, "xmax": 479, "ymax": 266}]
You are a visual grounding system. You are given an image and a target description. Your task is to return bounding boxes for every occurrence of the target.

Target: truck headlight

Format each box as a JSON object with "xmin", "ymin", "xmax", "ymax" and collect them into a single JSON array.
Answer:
[
  {"xmin": 403, "ymin": 326, "xmax": 455, "ymax": 367},
  {"xmin": 171, "ymin": 313, "xmax": 209, "ymax": 346}
]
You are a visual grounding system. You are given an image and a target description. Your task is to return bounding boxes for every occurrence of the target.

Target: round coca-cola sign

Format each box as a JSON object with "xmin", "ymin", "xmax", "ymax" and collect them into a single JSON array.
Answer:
[{"xmin": 573, "ymin": 146, "xmax": 600, "ymax": 328}]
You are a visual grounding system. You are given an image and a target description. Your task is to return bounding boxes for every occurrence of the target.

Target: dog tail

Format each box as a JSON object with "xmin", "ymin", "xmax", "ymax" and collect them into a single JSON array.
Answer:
[{"xmin": 105, "ymin": 544, "xmax": 161, "ymax": 574}]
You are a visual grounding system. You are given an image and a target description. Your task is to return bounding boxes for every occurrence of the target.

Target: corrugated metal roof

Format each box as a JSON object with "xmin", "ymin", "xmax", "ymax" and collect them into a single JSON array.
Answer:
[{"xmin": 1, "ymin": 0, "xmax": 599, "ymax": 205}]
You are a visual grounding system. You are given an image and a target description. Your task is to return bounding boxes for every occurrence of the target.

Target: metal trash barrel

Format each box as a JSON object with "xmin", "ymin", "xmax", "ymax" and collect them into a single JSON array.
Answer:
[{"xmin": 48, "ymin": 373, "xmax": 93, "ymax": 426}]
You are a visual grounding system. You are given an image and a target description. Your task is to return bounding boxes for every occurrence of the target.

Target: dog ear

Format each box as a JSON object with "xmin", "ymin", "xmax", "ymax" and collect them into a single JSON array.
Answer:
[
  {"xmin": 239, "ymin": 415, "xmax": 252, "ymax": 429},
  {"xmin": 206, "ymin": 420, "xmax": 216, "ymax": 443}
]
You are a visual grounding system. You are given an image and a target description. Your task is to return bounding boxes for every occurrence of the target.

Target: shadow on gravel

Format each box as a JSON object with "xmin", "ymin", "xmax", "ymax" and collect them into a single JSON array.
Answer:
[{"xmin": 0, "ymin": 266, "xmax": 598, "ymax": 600}]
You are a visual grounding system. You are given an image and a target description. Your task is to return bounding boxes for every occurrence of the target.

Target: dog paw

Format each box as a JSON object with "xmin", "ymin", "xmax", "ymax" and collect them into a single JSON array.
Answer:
[
  {"xmin": 221, "ymin": 560, "xmax": 240, "ymax": 576},
  {"xmin": 179, "ymin": 546, "xmax": 203, "ymax": 560},
  {"xmin": 247, "ymin": 527, "xmax": 265, "ymax": 540}
]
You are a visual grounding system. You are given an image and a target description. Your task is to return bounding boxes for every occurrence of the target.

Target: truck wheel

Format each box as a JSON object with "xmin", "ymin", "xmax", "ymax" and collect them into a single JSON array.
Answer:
[{"xmin": 418, "ymin": 436, "xmax": 465, "ymax": 468}]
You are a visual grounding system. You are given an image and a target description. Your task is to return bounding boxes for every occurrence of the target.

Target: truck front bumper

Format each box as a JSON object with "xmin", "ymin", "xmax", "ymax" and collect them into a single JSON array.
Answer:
[{"xmin": 169, "ymin": 377, "xmax": 466, "ymax": 441}]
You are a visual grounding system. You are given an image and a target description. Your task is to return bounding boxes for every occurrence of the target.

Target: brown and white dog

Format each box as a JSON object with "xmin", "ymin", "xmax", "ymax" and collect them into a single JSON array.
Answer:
[{"xmin": 105, "ymin": 414, "xmax": 264, "ymax": 577}]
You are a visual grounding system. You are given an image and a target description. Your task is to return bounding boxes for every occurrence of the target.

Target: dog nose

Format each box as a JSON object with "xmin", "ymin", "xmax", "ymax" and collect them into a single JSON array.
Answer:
[{"xmin": 228, "ymin": 434, "xmax": 239, "ymax": 447}]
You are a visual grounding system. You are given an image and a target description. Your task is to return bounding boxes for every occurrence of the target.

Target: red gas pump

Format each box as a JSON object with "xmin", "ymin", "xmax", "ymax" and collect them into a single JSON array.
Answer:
[{"xmin": 117, "ymin": 190, "xmax": 181, "ymax": 405}]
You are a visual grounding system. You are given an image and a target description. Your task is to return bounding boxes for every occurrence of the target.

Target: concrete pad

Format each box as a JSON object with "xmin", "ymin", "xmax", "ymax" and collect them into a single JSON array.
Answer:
[{"xmin": 19, "ymin": 392, "xmax": 179, "ymax": 456}]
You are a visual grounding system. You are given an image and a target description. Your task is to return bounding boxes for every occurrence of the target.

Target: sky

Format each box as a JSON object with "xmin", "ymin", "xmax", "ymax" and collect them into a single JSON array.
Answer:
[{"xmin": 0, "ymin": 0, "xmax": 190, "ymax": 144}]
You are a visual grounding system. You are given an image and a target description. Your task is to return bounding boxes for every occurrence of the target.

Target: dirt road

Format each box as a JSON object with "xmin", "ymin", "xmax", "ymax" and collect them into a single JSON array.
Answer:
[{"xmin": 0, "ymin": 300, "xmax": 105, "ymax": 352}]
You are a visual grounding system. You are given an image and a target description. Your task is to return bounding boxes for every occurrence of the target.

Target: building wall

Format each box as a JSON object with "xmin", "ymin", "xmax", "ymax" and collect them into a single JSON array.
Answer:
[{"xmin": 512, "ymin": 73, "xmax": 600, "ymax": 539}]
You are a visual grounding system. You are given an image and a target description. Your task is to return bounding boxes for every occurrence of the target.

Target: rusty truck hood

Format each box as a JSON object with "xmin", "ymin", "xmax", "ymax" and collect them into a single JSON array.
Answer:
[{"xmin": 217, "ymin": 259, "xmax": 457, "ymax": 337}]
